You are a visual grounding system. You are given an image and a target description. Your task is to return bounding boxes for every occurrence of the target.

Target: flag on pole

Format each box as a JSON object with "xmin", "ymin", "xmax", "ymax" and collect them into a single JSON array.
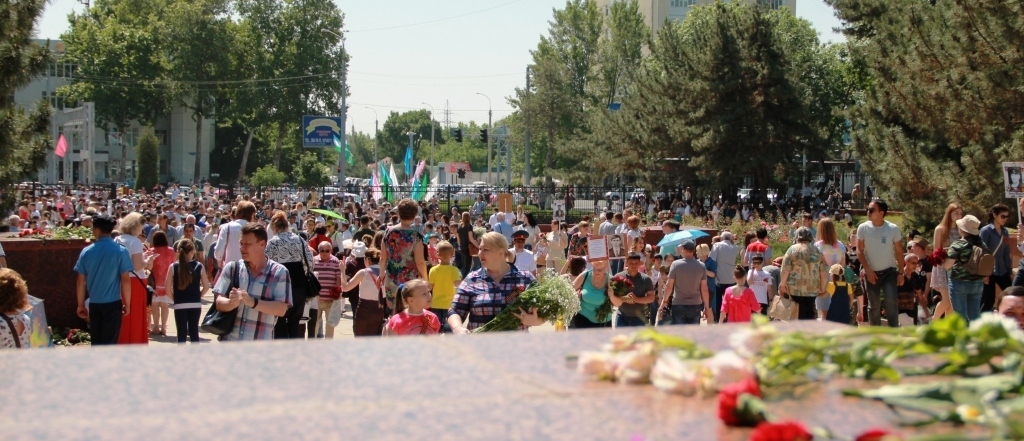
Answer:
[
  {"xmin": 54, "ymin": 134, "xmax": 67, "ymax": 158},
  {"xmin": 404, "ymin": 145, "xmax": 413, "ymax": 178},
  {"xmin": 378, "ymin": 162, "xmax": 392, "ymax": 202},
  {"xmin": 332, "ymin": 134, "xmax": 354, "ymax": 166},
  {"xmin": 423, "ymin": 173, "xmax": 438, "ymax": 202},
  {"xmin": 410, "ymin": 160, "xmax": 426, "ymax": 184},
  {"xmin": 371, "ymin": 169, "xmax": 382, "ymax": 202},
  {"xmin": 388, "ymin": 163, "xmax": 399, "ymax": 202}
]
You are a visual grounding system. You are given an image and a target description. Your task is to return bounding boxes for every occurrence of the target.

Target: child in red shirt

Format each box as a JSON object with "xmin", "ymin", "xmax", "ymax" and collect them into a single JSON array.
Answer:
[
  {"xmin": 384, "ymin": 279, "xmax": 441, "ymax": 336},
  {"xmin": 720, "ymin": 266, "xmax": 761, "ymax": 323}
]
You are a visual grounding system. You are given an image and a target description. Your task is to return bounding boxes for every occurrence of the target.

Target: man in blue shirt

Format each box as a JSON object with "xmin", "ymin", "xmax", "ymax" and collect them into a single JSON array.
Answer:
[
  {"xmin": 74, "ymin": 215, "xmax": 134, "ymax": 345},
  {"xmin": 493, "ymin": 212, "xmax": 513, "ymax": 244}
]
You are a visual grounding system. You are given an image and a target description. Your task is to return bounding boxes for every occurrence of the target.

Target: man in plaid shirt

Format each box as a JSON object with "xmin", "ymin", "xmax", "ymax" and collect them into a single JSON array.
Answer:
[{"xmin": 214, "ymin": 223, "xmax": 292, "ymax": 341}]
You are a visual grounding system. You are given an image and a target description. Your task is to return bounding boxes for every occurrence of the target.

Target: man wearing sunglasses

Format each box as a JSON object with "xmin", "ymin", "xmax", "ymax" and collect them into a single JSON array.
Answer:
[
  {"xmin": 856, "ymin": 200, "xmax": 905, "ymax": 327},
  {"xmin": 980, "ymin": 204, "xmax": 1012, "ymax": 313}
]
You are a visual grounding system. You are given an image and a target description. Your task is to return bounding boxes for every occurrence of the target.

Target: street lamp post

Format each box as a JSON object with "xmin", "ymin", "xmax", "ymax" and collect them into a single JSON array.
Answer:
[
  {"xmin": 322, "ymin": 28, "xmax": 348, "ymax": 188},
  {"xmin": 476, "ymin": 92, "xmax": 492, "ymax": 184},
  {"xmin": 365, "ymin": 107, "xmax": 378, "ymax": 164},
  {"xmin": 421, "ymin": 102, "xmax": 435, "ymax": 169}
]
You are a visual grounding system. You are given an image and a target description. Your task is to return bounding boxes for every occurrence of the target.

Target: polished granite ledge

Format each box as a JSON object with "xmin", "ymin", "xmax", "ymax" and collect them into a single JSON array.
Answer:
[{"xmin": 0, "ymin": 322, "xmax": 971, "ymax": 441}]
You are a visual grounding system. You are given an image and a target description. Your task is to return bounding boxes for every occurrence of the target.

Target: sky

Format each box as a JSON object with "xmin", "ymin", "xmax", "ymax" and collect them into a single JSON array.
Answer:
[{"xmin": 35, "ymin": 0, "xmax": 844, "ymax": 134}]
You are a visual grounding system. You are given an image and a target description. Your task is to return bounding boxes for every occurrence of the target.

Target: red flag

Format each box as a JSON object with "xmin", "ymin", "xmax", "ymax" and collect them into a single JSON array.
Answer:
[{"xmin": 54, "ymin": 134, "xmax": 67, "ymax": 158}]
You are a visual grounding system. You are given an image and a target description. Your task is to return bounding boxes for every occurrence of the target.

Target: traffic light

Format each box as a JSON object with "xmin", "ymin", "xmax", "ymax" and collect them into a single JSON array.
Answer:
[
  {"xmin": 457, "ymin": 168, "xmax": 466, "ymax": 179},
  {"xmin": 452, "ymin": 128, "xmax": 463, "ymax": 143},
  {"xmin": 480, "ymin": 128, "xmax": 488, "ymax": 143}
]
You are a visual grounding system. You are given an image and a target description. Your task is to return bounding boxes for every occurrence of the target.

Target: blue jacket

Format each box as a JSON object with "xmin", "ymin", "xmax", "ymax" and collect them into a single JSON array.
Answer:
[{"xmin": 979, "ymin": 224, "xmax": 1011, "ymax": 276}]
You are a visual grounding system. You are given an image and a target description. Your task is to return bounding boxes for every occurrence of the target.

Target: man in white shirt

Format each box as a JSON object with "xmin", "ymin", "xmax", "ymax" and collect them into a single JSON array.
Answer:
[
  {"xmin": 214, "ymin": 201, "xmax": 256, "ymax": 268},
  {"xmin": 856, "ymin": 200, "xmax": 904, "ymax": 327},
  {"xmin": 509, "ymin": 230, "xmax": 537, "ymax": 276}
]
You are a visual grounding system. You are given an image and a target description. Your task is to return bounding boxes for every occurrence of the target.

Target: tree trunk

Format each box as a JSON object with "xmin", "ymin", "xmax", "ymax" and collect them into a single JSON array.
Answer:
[
  {"xmin": 238, "ymin": 128, "xmax": 254, "ymax": 182},
  {"xmin": 545, "ymin": 124, "xmax": 555, "ymax": 190},
  {"xmin": 193, "ymin": 110, "xmax": 203, "ymax": 184},
  {"xmin": 273, "ymin": 123, "xmax": 285, "ymax": 169}
]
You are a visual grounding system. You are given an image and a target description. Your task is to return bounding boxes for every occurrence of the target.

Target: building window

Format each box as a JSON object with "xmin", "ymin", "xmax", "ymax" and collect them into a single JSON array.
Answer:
[
  {"xmin": 154, "ymin": 129, "xmax": 169, "ymax": 146},
  {"xmin": 760, "ymin": 0, "xmax": 784, "ymax": 8},
  {"xmin": 670, "ymin": 0, "xmax": 696, "ymax": 7},
  {"xmin": 159, "ymin": 160, "xmax": 169, "ymax": 176}
]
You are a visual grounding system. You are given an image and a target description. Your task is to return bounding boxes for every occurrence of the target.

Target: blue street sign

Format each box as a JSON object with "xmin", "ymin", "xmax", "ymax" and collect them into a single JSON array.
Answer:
[{"xmin": 302, "ymin": 115, "xmax": 343, "ymax": 148}]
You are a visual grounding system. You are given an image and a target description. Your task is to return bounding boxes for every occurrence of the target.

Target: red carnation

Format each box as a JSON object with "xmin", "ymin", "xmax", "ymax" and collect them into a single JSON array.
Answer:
[
  {"xmin": 855, "ymin": 428, "xmax": 902, "ymax": 441},
  {"xmin": 749, "ymin": 421, "xmax": 813, "ymax": 441},
  {"xmin": 926, "ymin": 247, "xmax": 947, "ymax": 266},
  {"xmin": 717, "ymin": 375, "xmax": 764, "ymax": 426}
]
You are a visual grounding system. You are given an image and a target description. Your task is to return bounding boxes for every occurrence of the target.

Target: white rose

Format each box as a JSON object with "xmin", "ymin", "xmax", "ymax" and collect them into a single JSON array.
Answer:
[
  {"xmin": 969, "ymin": 313, "xmax": 1024, "ymax": 343},
  {"xmin": 651, "ymin": 352, "xmax": 700, "ymax": 396},
  {"xmin": 614, "ymin": 346, "xmax": 658, "ymax": 384},
  {"xmin": 699, "ymin": 350, "xmax": 753, "ymax": 394},
  {"xmin": 603, "ymin": 334, "xmax": 632, "ymax": 352},
  {"xmin": 728, "ymin": 326, "xmax": 777, "ymax": 359},
  {"xmin": 577, "ymin": 351, "xmax": 615, "ymax": 380}
]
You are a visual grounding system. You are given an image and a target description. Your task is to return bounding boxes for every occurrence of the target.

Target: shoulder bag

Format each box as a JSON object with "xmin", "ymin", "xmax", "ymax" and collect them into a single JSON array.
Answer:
[
  {"xmin": 200, "ymin": 261, "xmax": 241, "ymax": 336},
  {"xmin": 299, "ymin": 243, "xmax": 322, "ymax": 296}
]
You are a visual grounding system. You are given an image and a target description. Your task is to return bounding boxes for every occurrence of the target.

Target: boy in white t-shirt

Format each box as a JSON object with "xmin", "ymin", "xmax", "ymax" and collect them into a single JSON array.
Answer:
[{"xmin": 746, "ymin": 255, "xmax": 772, "ymax": 315}]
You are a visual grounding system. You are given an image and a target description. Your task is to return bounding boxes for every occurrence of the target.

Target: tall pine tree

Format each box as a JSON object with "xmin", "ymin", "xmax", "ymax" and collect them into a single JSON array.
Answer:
[{"xmin": 0, "ymin": 0, "xmax": 53, "ymax": 209}]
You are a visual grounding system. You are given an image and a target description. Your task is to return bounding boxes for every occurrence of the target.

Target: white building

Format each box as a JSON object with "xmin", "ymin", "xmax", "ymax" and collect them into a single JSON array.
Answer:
[
  {"xmin": 597, "ymin": 0, "xmax": 797, "ymax": 36},
  {"xmin": 11, "ymin": 40, "xmax": 213, "ymax": 185}
]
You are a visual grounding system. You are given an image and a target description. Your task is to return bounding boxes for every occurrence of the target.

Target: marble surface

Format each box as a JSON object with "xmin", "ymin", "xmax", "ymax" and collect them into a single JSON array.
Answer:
[{"xmin": 0, "ymin": 322, "xmax": 950, "ymax": 440}]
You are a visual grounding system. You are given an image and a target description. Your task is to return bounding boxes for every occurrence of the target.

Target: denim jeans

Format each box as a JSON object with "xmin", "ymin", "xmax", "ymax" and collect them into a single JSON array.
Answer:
[
  {"xmin": 713, "ymin": 284, "xmax": 734, "ymax": 323},
  {"xmin": 865, "ymin": 267, "xmax": 899, "ymax": 327},
  {"xmin": 615, "ymin": 313, "xmax": 647, "ymax": 328},
  {"xmin": 670, "ymin": 304, "xmax": 704, "ymax": 325},
  {"xmin": 948, "ymin": 279, "xmax": 983, "ymax": 324}
]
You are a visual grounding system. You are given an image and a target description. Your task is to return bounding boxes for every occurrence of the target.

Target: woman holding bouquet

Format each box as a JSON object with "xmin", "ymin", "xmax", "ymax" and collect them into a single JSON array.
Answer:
[
  {"xmin": 571, "ymin": 259, "xmax": 611, "ymax": 328},
  {"xmin": 447, "ymin": 232, "xmax": 544, "ymax": 333}
]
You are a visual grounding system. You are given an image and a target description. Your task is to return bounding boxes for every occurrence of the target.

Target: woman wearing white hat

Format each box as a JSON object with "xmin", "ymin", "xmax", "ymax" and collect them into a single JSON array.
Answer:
[{"xmin": 943, "ymin": 214, "xmax": 990, "ymax": 324}]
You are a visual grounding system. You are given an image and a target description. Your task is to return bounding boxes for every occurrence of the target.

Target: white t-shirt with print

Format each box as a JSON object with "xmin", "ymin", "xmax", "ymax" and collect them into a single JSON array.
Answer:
[{"xmin": 747, "ymin": 268, "xmax": 773, "ymax": 305}]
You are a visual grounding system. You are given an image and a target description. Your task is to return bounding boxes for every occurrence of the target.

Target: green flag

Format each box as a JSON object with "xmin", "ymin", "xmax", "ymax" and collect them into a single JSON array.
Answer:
[{"xmin": 332, "ymin": 135, "xmax": 354, "ymax": 166}]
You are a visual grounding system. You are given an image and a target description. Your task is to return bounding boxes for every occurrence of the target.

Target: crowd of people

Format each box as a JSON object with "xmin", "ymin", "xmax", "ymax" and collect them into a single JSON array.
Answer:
[{"xmin": 0, "ymin": 181, "xmax": 1022, "ymax": 348}]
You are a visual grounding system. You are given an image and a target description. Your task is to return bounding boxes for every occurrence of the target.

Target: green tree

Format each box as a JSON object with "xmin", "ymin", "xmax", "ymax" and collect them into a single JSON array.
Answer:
[
  {"xmin": 257, "ymin": 0, "xmax": 347, "ymax": 168},
  {"xmin": 135, "ymin": 127, "xmax": 159, "ymax": 190},
  {"xmin": 249, "ymin": 165, "xmax": 285, "ymax": 187},
  {"xmin": 596, "ymin": 3, "xmax": 835, "ymax": 192},
  {"xmin": 60, "ymin": 0, "xmax": 171, "ymax": 181},
  {"xmin": 0, "ymin": 0, "xmax": 52, "ymax": 210},
  {"xmin": 293, "ymin": 152, "xmax": 330, "ymax": 189},
  {"xmin": 379, "ymin": 109, "xmax": 446, "ymax": 165},
  {"xmin": 827, "ymin": 0, "xmax": 1024, "ymax": 220},
  {"xmin": 510, "ymin": 0, "xmax": 602, "ymax": 186},
  {"xmin": 162, "ymin": 0, "xmax": 234, "ymax": 183}
]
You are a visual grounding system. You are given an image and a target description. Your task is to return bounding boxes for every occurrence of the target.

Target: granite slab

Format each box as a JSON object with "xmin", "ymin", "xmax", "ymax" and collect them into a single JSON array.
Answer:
[{"xmin": 0, "ymin": 322, "xmax": 969, "ymax": 440}]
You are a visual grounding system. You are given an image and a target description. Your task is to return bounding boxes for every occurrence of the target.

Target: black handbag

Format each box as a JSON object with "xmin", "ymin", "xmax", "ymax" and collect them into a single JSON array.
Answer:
[
  {"xmin": 200, "ymin": 262, "xmax": 241, "ymax": 336},
  {"xmin": 300, "ymin": 246, "xmax": 322, "ymax": 296}
]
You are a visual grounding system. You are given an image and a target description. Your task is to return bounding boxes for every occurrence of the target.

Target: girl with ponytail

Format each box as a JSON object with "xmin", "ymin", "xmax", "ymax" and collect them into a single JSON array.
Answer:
[{"xmin": 166, "ymin": 240, "xmax": 211, "ymax": 343}]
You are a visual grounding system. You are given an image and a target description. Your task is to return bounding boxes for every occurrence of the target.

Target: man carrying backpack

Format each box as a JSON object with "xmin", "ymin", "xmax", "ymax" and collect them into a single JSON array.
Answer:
[{"xmin": 942, "ymin": 214, "xmax": 992, "ymax": 324}]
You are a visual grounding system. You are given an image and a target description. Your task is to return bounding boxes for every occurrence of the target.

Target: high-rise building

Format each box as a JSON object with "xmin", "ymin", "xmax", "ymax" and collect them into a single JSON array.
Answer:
[
  {"xmin": 597, "ymin": 0, "xmax": 797, "ymax": 36},
  {"xmin": 10, "ymin": 40, "xmax": 214, "ymax": 185}
]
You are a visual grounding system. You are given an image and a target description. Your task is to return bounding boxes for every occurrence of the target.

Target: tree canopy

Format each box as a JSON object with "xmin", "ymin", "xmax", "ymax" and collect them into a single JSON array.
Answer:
[
  {"xmin": 0, "ymin": 0, "xmax": 52, "ymax": 208},
  {"xmin": 828, "ymin": 0, "xmax": 1024, "ymax": 221}
]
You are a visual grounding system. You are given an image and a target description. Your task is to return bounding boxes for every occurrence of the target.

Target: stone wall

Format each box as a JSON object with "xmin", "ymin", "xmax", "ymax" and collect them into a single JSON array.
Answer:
[{"xmin": 2, "ymin": 236, "xmax": 88, "ymax": 329}]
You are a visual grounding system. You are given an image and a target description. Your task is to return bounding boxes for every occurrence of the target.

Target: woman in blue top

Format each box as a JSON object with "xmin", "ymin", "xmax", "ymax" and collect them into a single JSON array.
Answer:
[
  {"xmin": 570, "ymin": 258, "xmax": 611, "ymax": 328},
  {"xmin": 696, "ymin": 244, "xmax": 718, "ymax": 314}
]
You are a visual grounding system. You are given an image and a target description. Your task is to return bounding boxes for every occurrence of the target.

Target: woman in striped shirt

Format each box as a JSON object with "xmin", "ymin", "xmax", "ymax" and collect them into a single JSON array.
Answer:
[{"xmin": 313, "ymin": 241, "xmax": 344, "ymax": 339}]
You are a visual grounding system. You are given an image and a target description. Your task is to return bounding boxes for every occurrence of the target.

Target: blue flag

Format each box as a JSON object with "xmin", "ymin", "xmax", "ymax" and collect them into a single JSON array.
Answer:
[{"xmin": 404, "ymin": 144, "xmax": 413, "ymax": 177}]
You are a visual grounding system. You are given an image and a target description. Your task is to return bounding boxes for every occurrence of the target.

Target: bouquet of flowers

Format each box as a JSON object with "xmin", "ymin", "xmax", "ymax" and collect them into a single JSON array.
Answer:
[
  {"xmin": 473, "ymin": 269, "xmax": 581, "ymax": 332},
  {"xmin": 595, "ymin": 274, "xmax": 636, "ymax": 323},
  {"xmin": 926, "ymin": 246, "xmax": 948, "ymax": 266},
  {"xmin": 609, "ymin": 275, "xmax": 634, "ymax": 296}
]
